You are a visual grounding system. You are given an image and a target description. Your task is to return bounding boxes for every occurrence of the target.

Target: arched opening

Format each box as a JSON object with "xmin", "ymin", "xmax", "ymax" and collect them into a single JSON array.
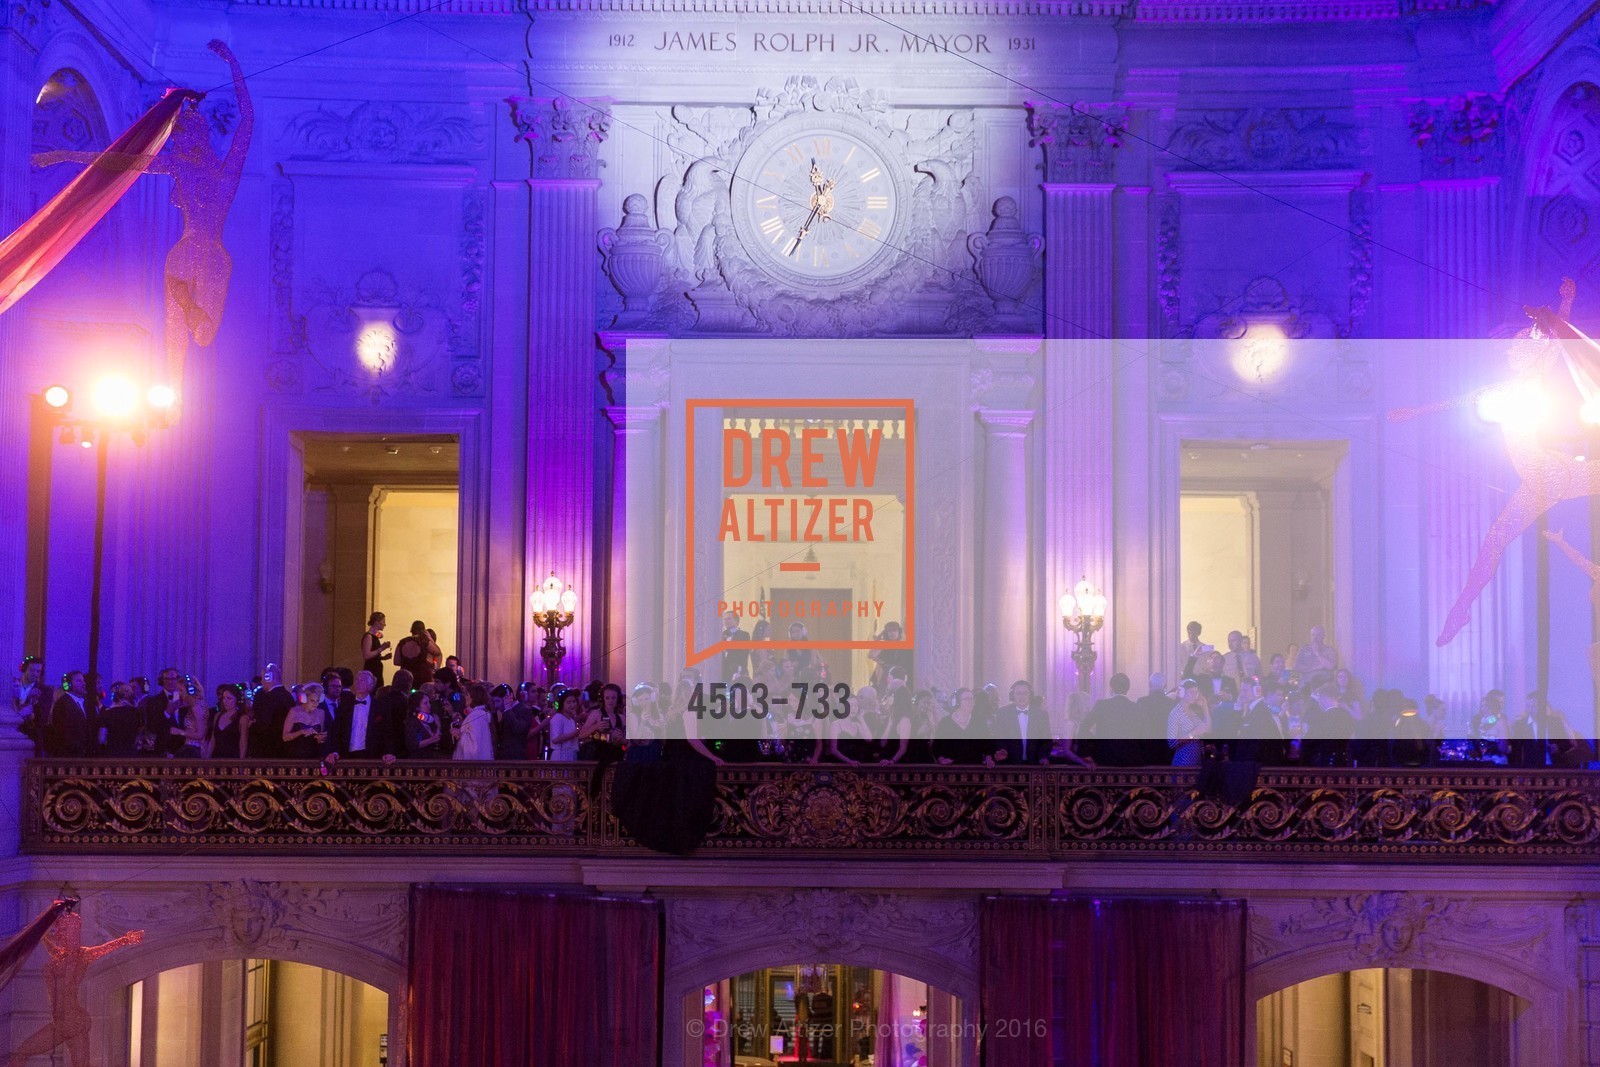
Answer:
[
  {"xmin": 695, "ymin": 964, "xmax": 966, "ymax": 1067},
  {"xmin": 1530, "ymin": 81, "xmax": 1600, "ymax": 320},
  {"xmin": 113, "ymin": 959, "xmax": 388, "ymax": 1067},
  {"xmin": 1257, "ymin": 967, "xmax": 1526, "ymax": 1067}
]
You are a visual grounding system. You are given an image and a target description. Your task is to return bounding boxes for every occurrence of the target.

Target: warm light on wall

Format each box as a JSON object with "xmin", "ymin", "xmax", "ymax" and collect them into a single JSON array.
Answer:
[
  {"xmin": 1476, "ymin": 380, "xmax": 1550, "ymax": 430},
  {"xmin": 89, "ymin": 376, "xmax": 138, "ymax": 420},
  {"xmin": 356, "ymin": 323, "xmax": 398, "ymax": 373},
  {"xmin": 1229, "ymin": 322, "xmax": 1290, "ymax": 385}
]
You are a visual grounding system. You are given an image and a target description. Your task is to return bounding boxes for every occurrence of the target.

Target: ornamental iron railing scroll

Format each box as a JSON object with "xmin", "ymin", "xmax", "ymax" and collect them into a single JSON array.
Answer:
[{"xmin": 21, "ymin": 761, "xmax": 1600, "ymax": 862}]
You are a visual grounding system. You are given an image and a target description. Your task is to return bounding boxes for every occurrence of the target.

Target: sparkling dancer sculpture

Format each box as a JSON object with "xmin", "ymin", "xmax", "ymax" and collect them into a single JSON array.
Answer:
[
  {"xmin": 1394, "ymin": 280, "xmax": 1600, "ymax": 645},
  {"xmin": 5, "ymin": 907, "xmax": 143, "ymax": 1067},
  {"xmin": 32, "ymin": 40, "xmax": 254, "ymax": 403}
]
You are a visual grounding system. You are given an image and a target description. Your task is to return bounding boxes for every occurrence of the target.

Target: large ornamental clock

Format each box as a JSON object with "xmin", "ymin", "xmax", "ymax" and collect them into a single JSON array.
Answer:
[{"xmin": 730, "ymin": 114, "xmax": 908, "ymax": 291}]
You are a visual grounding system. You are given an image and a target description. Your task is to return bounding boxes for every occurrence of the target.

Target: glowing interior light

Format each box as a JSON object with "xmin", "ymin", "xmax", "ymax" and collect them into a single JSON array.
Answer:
[
  {"xmin": 90, "ymin": 376, "xmax": 138, "ymax": 420},
  {"xmin": 42, "ymin": 385, "xmax": 70, "ymax": 409},
  {"xmin": 147, "ymin": 384, "xmax": 176, "ymax": 410},
  {"xmin": 1476, "ymin": 381, "xmax": 1550, "ymax": 431},
  {"xmin": 356, "ymin": 324, "xmax": 398, "ymax": 374},
  {"xmin": 1229, "ymin": 323, "xmax": 1289, "ymax": 384}
]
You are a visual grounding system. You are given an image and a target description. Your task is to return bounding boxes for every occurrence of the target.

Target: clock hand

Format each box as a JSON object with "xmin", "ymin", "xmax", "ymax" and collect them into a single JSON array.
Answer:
[{"xmin": 785, "ymin": 203, "xmax": 821, "ymax": 256}]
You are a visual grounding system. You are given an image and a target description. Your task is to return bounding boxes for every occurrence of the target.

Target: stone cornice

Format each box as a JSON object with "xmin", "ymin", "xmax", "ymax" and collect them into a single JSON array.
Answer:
[{"xmin": 192, "ymin": 0, "xmax": 1491, "ymax": 17}]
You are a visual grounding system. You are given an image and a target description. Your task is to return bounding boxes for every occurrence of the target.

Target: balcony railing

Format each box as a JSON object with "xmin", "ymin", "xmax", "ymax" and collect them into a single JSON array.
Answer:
[{"xmin": 20, "ymin": 759, "xmax": 1600, "ymax": 861}]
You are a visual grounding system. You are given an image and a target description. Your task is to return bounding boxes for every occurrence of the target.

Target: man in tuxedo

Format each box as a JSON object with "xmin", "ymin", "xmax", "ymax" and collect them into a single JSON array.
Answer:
[
  {"xmin": 1222, "ymin": 631, "xmax": 1261, "ymax": 691},
  {"xmin": 992, "ymin": 680, "xmax": 1053, "ymax": 766},
  {"xmin": 1134, "ymin": 674, "xmax": 1177, "ymax": 766},
  {"xmin": 718, "ymin": 610, "xmax": 751, "ymax": 681},
  {"xmin": 373, "ymin": 667, "xmax": 414, "ymax": 756},
  {"xmin": 1235, "ymin": 678, "xmax": 1287, "ymax": 765},
  {"xmin": 333, "ymin": 670, "xmax": 397, "ymax": 761},
  {"xmin": 138, "ymin": 668, "xmax": 189, "ymax": 756},
  {"xmin": 1080, "ymin": 673, "xmax": 1140, "ymax": 766},
  {"xmin": 250, "ymin": 662, "xmax": 295, "ymax": 760},
  {"xmin": 44, "ymin": 671, "xmax": 91, "ymax": 757},
  {"xmin": 13, "ymin": 656, "xmax": 53, "ymax": 754}
]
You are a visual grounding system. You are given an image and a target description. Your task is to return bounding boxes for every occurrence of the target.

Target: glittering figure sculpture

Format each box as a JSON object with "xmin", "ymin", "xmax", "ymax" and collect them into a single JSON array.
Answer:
[
  {"xmin": 32, "ymin": 40, "xmax": 253, "ymax": 398},
  {"xmin": 5, "ymin": 909, "xmax": 143, "ymax": 1067},
  {"xmin": 1543, "ymin": 529, "xmax": 1600, "ymax": 680},
  {"xmin": 1406, "ymin": 279, "xmax": 1600, "ymax": 645}
]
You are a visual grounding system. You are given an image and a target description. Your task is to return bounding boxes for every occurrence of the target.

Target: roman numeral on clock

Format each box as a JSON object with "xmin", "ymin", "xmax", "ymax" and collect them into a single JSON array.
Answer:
[
  {"xmin": 866, "ymin": 195, "xmax": 889, "ymax": 210},
  {"xmin": 859, "ymin": 167, "xmax": 881, "ymax": 183},
  {"xmin": 856, "ymin": 218, "xmax": 882, "ymax": 239}
]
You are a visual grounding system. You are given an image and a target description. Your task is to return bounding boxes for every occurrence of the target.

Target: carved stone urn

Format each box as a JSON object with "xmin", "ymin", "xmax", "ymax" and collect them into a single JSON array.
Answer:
[
  {"xmin": 968, "ymin": 196, "xmax": 1042, "ymax": 326},
  {"xmin": 599, "ymin": 193, "xmax": 671, "ymax": 326}
]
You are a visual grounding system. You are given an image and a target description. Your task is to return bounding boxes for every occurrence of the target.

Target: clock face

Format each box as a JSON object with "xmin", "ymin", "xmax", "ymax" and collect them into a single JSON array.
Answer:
[{"xmin": 733, "ymin": 119, "xmax": 902, "ymax": 288}]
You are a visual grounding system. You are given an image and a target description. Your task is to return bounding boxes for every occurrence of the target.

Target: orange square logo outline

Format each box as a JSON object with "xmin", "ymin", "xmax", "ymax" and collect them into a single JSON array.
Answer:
[{"xmin": 684, "ymin": 396, "xmax": 916, "ymax": 668}]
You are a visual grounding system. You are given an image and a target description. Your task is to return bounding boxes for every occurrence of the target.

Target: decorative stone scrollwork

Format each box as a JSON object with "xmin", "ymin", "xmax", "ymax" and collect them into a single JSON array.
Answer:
[
  {"xmin": 666, "ymin": 890, "xmax": 979, "ymax": 999},
  {"xmin": 968, "ymin": 197, "xmax": 1043, "ymax": 328},
  {"xmin": 283, "ymin": 101, "xmax": 483, "ymax": 164},
  {"xmin": 1166, "ymin": 108, "xmax": 1363, "ymax": 170},
  {"xmin": 1249, "ymin": 892, "xmax": 1556, "ymax": 973},
  {"xmin": 651, "ymin": 75, "xmax": 990, "ymax": 337},
  {"xmin": 1408, "ymin": 93, "xmax": 1503, "ymax": 179},
  {"xmin": 93, "ymin": 879, "xmax": 409, "ymax": 976},
  {"xmin": 1025, "ymin": 101, "xmax": 1127, "ymax": 184},
  {"xmin": 508, "ymin": 94, "xmax": 610, "ymax": 180},
  {"xmin": 599, "ymin": 194, "xmax": 672, "ymax": 327},
  {"xmin": 26, "ymin": 761, "xmax": 1600, "ymax": 862}
]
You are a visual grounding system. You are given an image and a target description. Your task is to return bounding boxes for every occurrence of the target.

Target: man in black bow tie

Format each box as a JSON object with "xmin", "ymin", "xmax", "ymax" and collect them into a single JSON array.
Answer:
[{"xmin": 333, "ymin": 670, "xmax": 397, "ymax": 761}]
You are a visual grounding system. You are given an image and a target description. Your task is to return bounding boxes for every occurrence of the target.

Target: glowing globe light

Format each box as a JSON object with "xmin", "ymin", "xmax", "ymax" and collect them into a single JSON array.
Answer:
[
  {"xmin": 1229, "ymin": 322, "xmax": 1290, "ymax": 384},
  {"xmin": 147, "ymin": 384, "xmax": 176, "ymax": 410},
  {"xmin": 356, "ymin": 324, "xmax": 398, "ymax": 373},
  {"xmin": 42, "ymin": 385, "xmax": 70, "ymax": 409},
  {"xmin": 90, "ymin": 376, "xmax": 138, "ymax": 420},
  {"xmin": 1476, "ymin": 381, "xmax": 1550, "ymax": 431}
]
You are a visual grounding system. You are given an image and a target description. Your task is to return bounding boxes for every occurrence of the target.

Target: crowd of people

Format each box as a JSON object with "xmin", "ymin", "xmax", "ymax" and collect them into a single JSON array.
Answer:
[{"xmin": 9, "ymin": 614, "xmax": 1595, "ymax": 772}]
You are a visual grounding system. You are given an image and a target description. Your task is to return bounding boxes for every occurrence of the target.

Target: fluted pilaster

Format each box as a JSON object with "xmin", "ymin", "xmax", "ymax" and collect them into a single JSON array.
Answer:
[
  {"xmin": 526, "ymin": 178, "xmax": 601, "ymax": 684},
  {"xmin": 1041, "ymin": 183, "xmax": 1116, "ymax": 698},
  {"xmin": 1419, "ymin": 178, "xmax": 1506, "ymax": 711}
]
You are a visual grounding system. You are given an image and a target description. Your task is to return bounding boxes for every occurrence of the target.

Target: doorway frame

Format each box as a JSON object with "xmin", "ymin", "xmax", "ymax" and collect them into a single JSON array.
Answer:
[
  {"xmin": 1147, "ymin": 413, "xmax": 1377, "ymax": 685},
  {"xmin": 258, "ymin": 405, "xmax": 486, "ymax": 682}
]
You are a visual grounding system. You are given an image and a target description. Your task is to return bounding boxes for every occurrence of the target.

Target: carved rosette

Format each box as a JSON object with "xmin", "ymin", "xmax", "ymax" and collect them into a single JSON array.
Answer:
[
  {"xmin": 508, "ymin": 94, "xmax": 611, "ymax": 180},
  {"xmin": 1025, "ymin": 101, "xmax": 1127, "ymax": 184},
  {"xmin": 1408, "ymin": 93, "xmax": 1504, "ymax": 180},
  {"xmin": 599, "ymin": 194, "xmax": 672, "ymax": 326},
  {"xmin": 968, "ymin": 197, "xmax": 1042, "ymax": 326}
]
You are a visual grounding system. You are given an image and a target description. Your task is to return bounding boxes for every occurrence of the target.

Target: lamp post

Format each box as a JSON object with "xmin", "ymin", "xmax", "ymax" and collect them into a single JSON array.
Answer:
[
  {"xmin": 38, "ymin": 378, "xmax": 176, "ymax": 714},
  {"xmin": 1058, "ymin": 577, "xmax": 1107, "ymax": 693},
  {"xmin": 530, "ymin": 571, "xmax": 578, "ymax": 687}
]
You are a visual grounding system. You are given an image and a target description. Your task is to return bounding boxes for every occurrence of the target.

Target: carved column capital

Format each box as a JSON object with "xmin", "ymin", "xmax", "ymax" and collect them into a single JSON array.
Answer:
[
  {"xmin": 1025, "ymin": 101, "xmax": 1127, "ymax": 184},
  {"xmin": 507, "ymin": 94, "xmax": 611, "ymax": 180},
  {"xmin": 1408, "ymin": 93, "xmax": 1504, "ymax": 180}
]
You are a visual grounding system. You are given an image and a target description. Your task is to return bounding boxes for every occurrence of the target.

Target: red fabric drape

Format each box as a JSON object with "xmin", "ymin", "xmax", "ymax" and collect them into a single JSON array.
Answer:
[
  {"xmin": 0, "ymin": 899, "xmax": 69, "ymax": 994},
  {"xmin": 408, "ymin": 886, "xmax": 661, "ymax": 1067},
  {"xmin": 981, "ymin": 895, "xmax": 1245, "ymax": 1067},
  {"xmin": 0, "ymin": 89, "xmax": 197, "ymax": 315}
]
